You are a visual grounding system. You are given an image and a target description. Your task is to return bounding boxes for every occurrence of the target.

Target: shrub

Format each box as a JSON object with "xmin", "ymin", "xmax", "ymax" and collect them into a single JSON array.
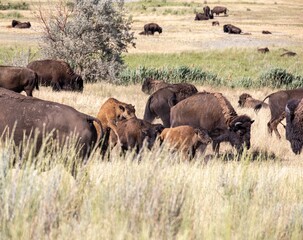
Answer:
[
  {"xmin": 259, "ymin": 68, "xmax": 294, "ymax": 88},
  {"xmin": 0, "ymin": 1, "xmax": 29, "ymax": 10}
]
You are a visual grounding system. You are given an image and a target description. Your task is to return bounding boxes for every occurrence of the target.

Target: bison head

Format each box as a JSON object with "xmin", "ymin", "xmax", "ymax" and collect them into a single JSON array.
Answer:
[
  {"xmin": 143, "ymin": 123, "xmax": 164, "ymax": 150},
  {"xmin": 228, "ymin": 115, "xmax": 254, "ymax": 151},
  {"xmin": 238, "ymin": 93, "xmax": 252, "ymax": 107},
  {"xmin": 158, "ymin": 27, "xmax": 162, "ymax": 34},
  {"xmin": 118, "ymin": 104, "xmax": 136, "ymax": 121}
]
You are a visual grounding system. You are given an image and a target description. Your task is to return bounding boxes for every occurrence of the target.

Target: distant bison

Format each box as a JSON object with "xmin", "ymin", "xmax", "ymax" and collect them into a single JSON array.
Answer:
[
  {"xmin": 258, "ymin": 47, "xmax": 269, "ymax": 53},
  {"xmin": 212, "ymin": 21, "xmax": 220, "ymax": 26},
  {"xmin": 12, "ymin": 20, "xmax": 31, "ymax": 28},
  {"xmin": 195, "ymin": 13, "xmax": 209, "ymax": 21},
  {"xmin": 0, "ymin": 87, "xmax": 102, "ymax": 160},
  {"xmin": 211, "ymin": 6, "xmax": 228, "ymax": 16},
  {"xmin": 280, "ymin": 51, "xmax": 297, "ymax": 57},
  {"xmin": 143, "ymin": 23, "xmax": 162, "ymax": 35},
  {"xmin": 141, "ymin": 78, "xmax": 170, "ymax": 95},
  {"xmin": 171, "ymin": 92, "xmax": 254, "ymax": 153},
  {"xmin": 285, "ymin": 99, "xmax": 303, "ymax": 154},
  {"xmin": 116, "ymin": 118, "xmax": 164, "ymax": 153},
  {"xmin": 223, "ymin": 24, "xmax": 241, "ymax": 34},
  {"xmin": 203, "ymin": 6, "xmax": 213, "ymax": 19},
  {"xmin": 238, "ymin": 93, "xmax": 268, "ymax": 109},
  {"xmin": 0, "ymin": 66, "xmax": 39, "ymax": 96},
  {"xmin": 160, "ymin": 126, "xmax": 211, "ymax": 159},
  {"xmin": 262, "ymin": 30, "xmax": 272, "ymax": 34},
  {"xmin": 27, "ymin": 59, "xmax": 83, "ymax": 92},
  {"xmin": 144, "ymin": 84, "xmax": 198, "ymax": 127},
  {"xmin": 255, "ymin": 88, "xmax": 303, "ymax": 139}
]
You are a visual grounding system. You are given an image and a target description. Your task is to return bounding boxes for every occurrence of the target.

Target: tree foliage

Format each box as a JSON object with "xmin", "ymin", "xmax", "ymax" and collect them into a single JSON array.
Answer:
[{"xmin": 37, "ymin": 0, "xmax": 135, "ymax": 83}]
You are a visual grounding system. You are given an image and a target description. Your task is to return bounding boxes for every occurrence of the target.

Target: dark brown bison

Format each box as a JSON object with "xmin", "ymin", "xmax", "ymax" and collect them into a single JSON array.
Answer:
[
  {"xmin": 212, "ymin": 21, "xmax": 220, "ymax": 26},
  {"xmin": 142, "ymin": 78, "xmax": 177, "ymax": 95},
  {"xmin": 160, "ymin": 126, "xmax": 211, "ymax": 159},
  {"xmin": 13, "ymin": 21, "xmax": 31, "ymax": 28},
  {"xmin": 0, "ymin": 66, "xmax": 39, "ymax": 96},
  {"xmin": 223, "ymin": 24, "xmax": 241, "ymax": 34},
  {"xmin": 143, "ymin": 23, "xmax": 162, "ymax": 35},
  {"xmin": 27, "ymin": 59, "xmax": 84, "ymax": 92},
  {"xmin": 211, "ymin": 6, "xmax": 228, "ymax": 16},
  {"xmin": 0, "ymin": 87, "xmax": 102, "ymax": 159},
  {"xmin": 203, "ymin": 6, "xmax": 214, "ymax": 19},
  {"xmin": 280, "ymin": 51, "xmax": 297, "ymax": 57},
  {"xmin": 143, "ymin": 84, "xmax": 198, "ymax": 127},
  {"xmin": 12, "ymin": 20, "xmax": 21, "ymax": 27},
  {"xmin": 262, "ymin": 30, "xmax": 272, "ymax": 34},
  {"xmin": 258, "ymin": 47, "xmax": 269, "ymax": 53},
  {"xmin": 285, "ymin": 98, "xmax": 303, "ymax": 154},
  {"xmin": 238, "ymin": 93, "xmax": 269, "ymax": 109},
  {"xmin": 170, "ymin": 92, "xmax": 254, "ymax": 153},
  {"xmin": 195, "ymin": 13, "xmax": 209, "ymax": 21},
  {"xmin": 116, "ymin": 118, "xmax": 164, "ymax": 153},
  {"xmin": 254, "ymin": 88, "xmax": 303, "ymax": 139}
]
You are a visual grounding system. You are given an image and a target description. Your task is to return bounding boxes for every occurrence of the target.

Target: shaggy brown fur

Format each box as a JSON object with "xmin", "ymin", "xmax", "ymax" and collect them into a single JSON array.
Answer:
[
  {"xmin": 160, "ymin": 126, "xmax": 211, "ymax": 159},
  {"xmin": 258, "ymin": 47, "xmax": 269, "ymax": 53},
  {"xmin": 238, "ymin": 93, "xmax": 269, "ymax": 108},
  {"xmin": 141, "ymin": 78, "xmax": 170, "ymax": 95}
]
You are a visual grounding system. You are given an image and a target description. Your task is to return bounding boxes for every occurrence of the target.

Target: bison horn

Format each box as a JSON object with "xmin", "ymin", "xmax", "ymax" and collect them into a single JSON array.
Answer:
[{"xmin": 234, "ymin": 122, "xmax": 242, "ymax": 126}]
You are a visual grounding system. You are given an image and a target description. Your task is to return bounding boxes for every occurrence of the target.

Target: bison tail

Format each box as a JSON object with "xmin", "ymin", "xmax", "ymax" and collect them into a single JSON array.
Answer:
[
  {"xmin": 35, "ymin": 73, "xmax": 39, "ymax": 90},
  {"xmin": 254, "ymin": 95, "xmax": 270, "ymax": 112},
  {"xmin": 143, "ymin": 96, "xmax": 156, "ymax": 123}
]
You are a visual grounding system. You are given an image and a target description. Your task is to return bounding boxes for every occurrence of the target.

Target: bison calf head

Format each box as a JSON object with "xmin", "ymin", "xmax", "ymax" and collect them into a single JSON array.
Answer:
[
  {"xmin": 117, "ymin": 104, "xmax": 136, "ymax": 121},
  {"xmin": 238, "ymin": 93, "xmax": 252, "ymax": 107}
]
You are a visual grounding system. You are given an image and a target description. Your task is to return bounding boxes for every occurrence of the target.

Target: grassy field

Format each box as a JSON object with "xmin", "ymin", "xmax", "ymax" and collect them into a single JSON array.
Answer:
[{"xmin": 0, "ymin": 0, "xmax": 303, "ymax": 239}]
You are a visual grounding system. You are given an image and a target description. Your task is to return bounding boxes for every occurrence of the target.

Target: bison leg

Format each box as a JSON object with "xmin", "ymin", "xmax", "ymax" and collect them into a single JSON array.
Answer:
[
  {"xmin": 25, "ymin": 89, "xmax": 33, "ymax": 97},
  {"xmin": 51, "ymin": 82, "xmax": 61, "ymax": 91}
]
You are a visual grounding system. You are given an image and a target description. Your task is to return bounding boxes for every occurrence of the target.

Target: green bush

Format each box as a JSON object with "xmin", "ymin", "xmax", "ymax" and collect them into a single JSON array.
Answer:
[
  {"xmin": 259, "ymin": 68, "xmax": 294, "ymax": 88},
  {"xmin": 0, "ymin": 1, "xmax": 29, "ymax": 10}
]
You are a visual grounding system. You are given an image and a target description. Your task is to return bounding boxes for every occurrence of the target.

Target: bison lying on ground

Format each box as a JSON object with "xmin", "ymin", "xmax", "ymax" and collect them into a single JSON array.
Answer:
[
  {"xmin": 195, "ymin": 13, "xmax": 209, "ymax": 21},
  {"xmin": 238, "ymin": 93, "xmax": 268, "ymax": 109},
  {"xmin": 223, "ymin": 24, "xmax": 241, "ymax": 34},
  {"xmin": 254, "ymin": 88, "xmax": 303, "ymax": 139},
  {"xmin": 285, "ymin": 99, "xmax": 303, "ymax": 154},
  {"xmin": 258, "ymin": 47, "xmax": 269, "ymax": 53},
  {"xmin": 262, "ymin": 30, "xmax": 272, "ymax": 34},
  {"xmin": 160, "ymin": 126, "xmax": 211, "ymax": 159},
  {"xmin": 115, "ymin": 118, "xmax": 164, "ymax": 153},
  {"xmin": 144, "ymin": 84, "xmax": 198, "ymax": 127},
  {"xmin": 0, "ymin": 87, "xmax": 102, "ymax": 159},
  {"xmin": 27, "ymin": 59, "xmax": 84, "ymax": 92},
  {"xmin": 211, "ymin": 6, "xmax": 228, "ymax": 16},
  {"xmin": 0, "ymin": 66, "xmax": 39, "ymax": 96},
  {"xmin": 171, "ymin": 92, "xmax": 254, "ymax": 153},
  {"xmin": 143, "ymin": 23, "xmax": 162, "ymax": 35},
  {"xmin": 12, "ymin": 20, "xmax": 31, "ymax": 28},
  {"xmin": 280, "ymin": 51, "xmax": 297, "ymax": 57}
]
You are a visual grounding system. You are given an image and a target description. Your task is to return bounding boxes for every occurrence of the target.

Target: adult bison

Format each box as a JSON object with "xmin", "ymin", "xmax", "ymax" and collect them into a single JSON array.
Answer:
[
  {"xmin": 116, "ymin": 118, "xmax": 164, "ymax": 153},
  {"xmin": 255, "ymin": 88, "xmax": 303, "ymax": 139},
  {"xmin": 27, "ymin": 59, "xmax": 84, "ymax": 92},
  {"xmin": 143, "ymin": 84, "xmax": 198, "ymax": 127},
  {"xmin": 0, "ymin": 87, "xmax": 102, "ymax": 159},
  {"xmin": 238, "ymin": 93, "xmax": 268, "ymax": 109},
  {"xmin": 0, "ymin": 66, "xmax": 39, "ymax": 96},
  {"xmin": 13, "ymin": 21, "xmax": 31, "ymax": 28},
  {"xmin": 143, "ymin": 23, "xmax": 162, "ymax": 35},
  {"xmin": 141, "ymin": 78, "xmax": 170, "ymax": 95},
  {"xmin": 211, "ymin": 6, "xmax": 228, "ymax": 16},
  {"xmin": 170, "ymin": 92, "xmax": 254, "ymax": 153},
  {"xmin": 203, "ymin": 6, "xmax": 214, "ymax": 19},
  {"xmin": 195, "ymin": 13, "xmax": 209, "ymax": 21},
  {"xmin": 285, "ymin": 99, "xmax": 303, "ymax": 154},
  {"xmin": 223, "ymin": 24, "xmax": 241, "ymax": 34}
]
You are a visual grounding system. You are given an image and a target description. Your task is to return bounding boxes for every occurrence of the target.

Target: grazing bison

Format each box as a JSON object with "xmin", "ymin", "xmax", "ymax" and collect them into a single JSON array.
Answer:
[
  {"xmin": 116, "ymin": 118, "xmax": 164, "ymax": 153},
  {"xmin": 223, "ymin": 24, "xmax": 242, "ymax": 34},
  {"xmin": 211, "ymin": 6, "xmax": 228, "ymax": 16},
  {"xmin": 195, "ymin": 13, "xmax": 209, "ymax": 21},
  {"xmin": 285, "ymin": 99, "xmax": 303, "ymax": 154},
  {"xmin": 171, "ymin": 92, "xmax": 254, "ymax": 153},
  {"xmin": 27, "ymin": 59, "xmax": 84, "ymax": 92},
  {"xmin": 254, "ymin": 88, "xmax": 303, "ymax": 139},
  {"xmin": 160, "ymin": 126, "xmax": 212, "ymax": 159},
  {"xmin": 143, "ymin": 84, "xmax": 198, "ymax": 127},
  {"xmin": 258, "ymin": 47, "xmax": 269, "ymax": 53},
  {"xmin": 143, "ymin": 23, "xmax": 162, "ymax": 35},
  {"xmin": 0, "ymin": 66, "xmax": 39, "ymax": 96},
  {"xmin": 141, "ymin": 78, "xmax": 170, "ymax": 95},
  {"xmin": 212, "ymin": 21, "xmax": 220, "ymax": 26},
  {"xmin": 238, "ymin": 93, "xmax": 269, "ymax": 109},
  {"xmin": 0, "ymin": 87, "xmax": 102, "ymax": 159}
]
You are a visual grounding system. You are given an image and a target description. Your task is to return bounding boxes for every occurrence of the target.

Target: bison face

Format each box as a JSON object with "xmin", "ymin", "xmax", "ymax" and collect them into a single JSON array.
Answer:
[
  {"xmin": 238, "ymin": 93, "xmax": 251, "ymax": 107},
  {"xmin": 143, "ymin": 123, "xmax": 164, "ymax": 149},
  {"xmin": 158, "ymin": 27, "xmax": 162, "ymax": 34},
  {"xmin": 229, "ymin": 116, "xmax": 254, "ymax": 151},
  {"xmin": 118, "ymin": 104, "xmax": 136, "ymax": 121}
]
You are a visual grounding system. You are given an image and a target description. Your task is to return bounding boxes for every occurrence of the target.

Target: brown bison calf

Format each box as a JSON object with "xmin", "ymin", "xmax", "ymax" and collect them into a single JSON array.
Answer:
[
  {"xmin": 0, "ymin": 66, "xmax": 39, "ymax": 96},
  {"xmin": 212, "ymin": 21, "xmax": 220, "ymax": 26},
  {"xmin": 238, "ymin": 93, "xmax": 268, "ymax": 109},
  {"xmin": 285, "ymin": 99, "xmax": 303, "ymax": 154},
  {"xmin": 160, "ymin": 126, "xmax": 211, "ymax": 159}
]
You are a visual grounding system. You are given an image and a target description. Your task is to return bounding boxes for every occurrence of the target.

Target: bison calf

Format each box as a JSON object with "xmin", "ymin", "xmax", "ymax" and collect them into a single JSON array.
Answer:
[
  {"xmin": 238, "ymin": 93, "xmax": 268, "ymax": 109},
  {"xmin": 160, "ymin": 125, "xmax": 212, "ymax": 159}
]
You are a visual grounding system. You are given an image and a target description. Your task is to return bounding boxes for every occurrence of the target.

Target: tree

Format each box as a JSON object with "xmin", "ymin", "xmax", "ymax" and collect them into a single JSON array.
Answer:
[{"xmin": 37, "ymin": 0, "xmax": 135, "ymax": 83}]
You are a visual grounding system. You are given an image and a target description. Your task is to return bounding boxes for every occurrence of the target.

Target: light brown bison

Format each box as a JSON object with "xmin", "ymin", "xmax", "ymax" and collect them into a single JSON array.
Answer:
[
  {"xmin": 160, "ymin": 126, "xmax": 212, "ymax": 159},
  {"xmin": 0, "ymin": 66, "xmax": 39, "ymax": 96},
  {"xmin": 285, "ymin": 99, "xmax": 303, "ymax": 154},
  {"xmin": 143, "ymin": 84, "xmax": 198, "ymax": 127},
  {"xmin": 0, "ymin": 87, "xmax": 102, "ymax": 160},
  {"xmin": 116, "ymin": 118, "xmax": 164, "ymax": 153},
  {"xmin": 254, "ymin": 88, "xmax": 303, "ymax": 139},
  {"xmin": 223, "ymin": 24, "xmax": 241, "ymax": 34},
  {"xmin": 238, "ymin": 93, "xmax": 269, "ymax": 108},
  {"xmin": 211, "ymin": 6, "xmax": 228, "ymax": 16},
  {"xmin": 171, "ymin": 92, "xmax": 254, "ymax": 153},
  {"xmin": 143, "ymin": 23, "xmax": 162, "ymax": 35},
  {"xmin": 141, "ymin": 78, "xmax": 170, "ymax": 95},
  {"xmin": 27, "ymin": 59, "xmax": 83, "ymax": 92}
]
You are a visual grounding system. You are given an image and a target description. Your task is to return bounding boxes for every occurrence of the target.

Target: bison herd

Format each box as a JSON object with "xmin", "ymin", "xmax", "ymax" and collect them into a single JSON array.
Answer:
[{"xmin": 1, "ymin": 65, "xmax": 303, "ymax": 168}]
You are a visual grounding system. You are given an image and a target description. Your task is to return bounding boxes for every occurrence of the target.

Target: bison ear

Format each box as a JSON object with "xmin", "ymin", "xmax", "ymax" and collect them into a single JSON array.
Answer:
[{"xmin": 119, "ymin": 105, "xmax": 125, "ymax": 111}]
